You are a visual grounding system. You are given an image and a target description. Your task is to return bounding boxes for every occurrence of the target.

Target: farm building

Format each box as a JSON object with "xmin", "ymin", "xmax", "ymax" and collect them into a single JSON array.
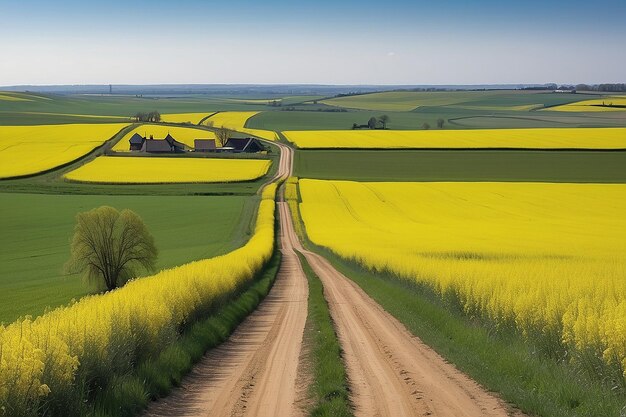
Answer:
[
  {"xmin": 128, "ymin": 133, "xmax": 145, "ymax": 151},
  {"xmin": 194, "ymin": 139, "xmax": 217, "ymax": 152},
  {"xmin": 130, "ymin": 133, "xmax": 187, "ymax": 153},
  {"xmin": 224, "ymin": 138, "xmax": 264, "ymax": 153}
]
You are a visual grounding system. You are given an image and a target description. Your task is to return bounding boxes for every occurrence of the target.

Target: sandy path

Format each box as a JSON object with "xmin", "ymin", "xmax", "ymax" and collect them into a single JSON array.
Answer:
[
  {"xmin": 143, "ymin": 139, "xmax": 308, "ymax": 417},
  {"xmin": 145, "ymin": 138, "xmax": 521, "ymax": 417},
  {"xmin": 290, "ymin": 231, "xmax": 520, "ymax": 416}
]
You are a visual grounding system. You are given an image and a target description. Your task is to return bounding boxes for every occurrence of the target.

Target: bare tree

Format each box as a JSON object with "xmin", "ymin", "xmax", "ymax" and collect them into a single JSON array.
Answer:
[
  {"xmin": 65, "ymin": 206, "xmax": 158, "ymax": 291},
  {"xmin": 422, "ymin": 122, "xmax": 431, "ymax": 130},
  {"xmin": 378, "ymin": 115, "xmax": 390, "ymax": 129},
  {"xmin": 436, "ymin": 118, "xmax": 445, "ymax": 129},
  {"xmin": 367, "ymin": 117, "xmax": 378, "ymax": 129},
  {"xmin": 215, "ymin": 127, "xmax": 232, "ymax": 147}
]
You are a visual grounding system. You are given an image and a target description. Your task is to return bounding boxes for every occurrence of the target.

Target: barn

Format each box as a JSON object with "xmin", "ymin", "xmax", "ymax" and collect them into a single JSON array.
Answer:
[
  {"xmin": 194, "ymin": 139, "xmax": 217, "ymax": 152},
  {"xmin": 224, "ymin": 138, "xmax": 264, "ymax": 153},
  {"xmin": 128, "ymin": 133, "xmax": 145, "ymax": 151}
]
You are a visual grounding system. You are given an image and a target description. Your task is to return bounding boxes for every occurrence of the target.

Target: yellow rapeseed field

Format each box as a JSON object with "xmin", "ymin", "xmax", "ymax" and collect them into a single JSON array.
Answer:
[
  {"xmin": 160, "ymin": 113, "xmax": 215, "ymax": 124},
  {"xmin": 283, "ymin": 127, "xmax": 626, "ymax": 149},
  {"xmin": 0, "ymin": 183, "xmax": 277, "ymax": 415},
  {"xmin": 0, "ymin": 93, "xmax": 32, "ymax": 102},
  {"xmin": 203, "ymin": 111, "xmax": 277, "ymax": 141},
  {"xmin": 0, "ymin": 123, "xmax": 129, "ymax": 178},
  {"xmin": 545, "ymin": 96, "xmax": 626, "ymax": 112},
  {"xmin": 112, "ymin": 124, "xmax": 215, "ymax": 151},
  {"xmin": 298, "ymin": 179, "xmax": 626, "ymax": 380},
  {"xmin": 65, "ymin": 156, "xmax": 271, "ymax": 183}
]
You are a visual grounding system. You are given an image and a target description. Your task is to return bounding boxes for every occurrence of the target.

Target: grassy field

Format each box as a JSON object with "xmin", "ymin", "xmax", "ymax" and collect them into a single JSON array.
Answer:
[
  {"xmin": 0, "ymin": 192, "xmax": 256, "ymax": 323},
  {"xmin": 322, "ymin": 90, "xmax": 585, "ymax": 111},
  {"xmin": 248, "ymin": 108, "xmax": 626, "ymax": 132},
  {"xmin": 320, "ymin": 90, "xmax": 589, "ymax": 111},
  {"xmin": 294, "ymin": 149, "xmax": 626, "ymax": 183}
]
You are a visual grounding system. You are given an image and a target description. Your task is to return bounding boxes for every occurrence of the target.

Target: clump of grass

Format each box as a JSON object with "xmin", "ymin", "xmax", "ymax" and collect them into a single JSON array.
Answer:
[{"xmin": 297, "ymin": 252, "xmax": 353, "ymax": 417}]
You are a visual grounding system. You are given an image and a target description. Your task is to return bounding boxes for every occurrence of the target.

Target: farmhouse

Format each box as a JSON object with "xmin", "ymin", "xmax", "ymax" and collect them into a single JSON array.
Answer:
[
  {"xmin": 194, "ymin": 139, "xmax": 217, "ymax": 152},
  {"xmin": 128, "ymin": 133, "xmax": 145, "ymax": 151},
  {"xmin": 129, "ymin": 133, "xmax": 187, "ymax": 153},
  {"xmin": 224, "ymin": 138, "xmax": 264, "ymax": 153}
]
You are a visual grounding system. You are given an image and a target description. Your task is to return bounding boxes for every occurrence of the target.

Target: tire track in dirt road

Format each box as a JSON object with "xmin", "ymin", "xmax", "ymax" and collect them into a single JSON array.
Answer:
[{"xmin": 293, "ymin": 242, "xmax": 524, "ymax": 417}]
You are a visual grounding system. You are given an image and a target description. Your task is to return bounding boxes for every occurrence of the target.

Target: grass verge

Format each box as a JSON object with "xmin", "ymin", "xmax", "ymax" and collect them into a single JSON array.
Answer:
[
  {"xmin": 297, "ymin": 252, "xmax": 353, "ymax": 417},
  {"xmin": 316, "ymin": 250, "xmax": 626, "ymax": 417},
  {"xmin": 84, "ymin": 232, "xmax": 282, "ymax": 417}
]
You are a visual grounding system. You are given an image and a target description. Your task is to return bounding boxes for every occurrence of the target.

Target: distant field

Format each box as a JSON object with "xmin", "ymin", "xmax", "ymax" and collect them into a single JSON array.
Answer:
[
  {"xmin": 0, "ymin": 123, "xmax": 128, "ymax": 178},
  {"xmin": 294, "ymin": 149, "xmax": 626, "ymax": 183},
  {"xmin": 161, "ymin": 113, "xmax": 215, "ymax": 124},
  {"xmin": 283, "ymin": 127, "xmax": 626, "ymax": 149},
  {"xmin": 65, "ymin": 156, "xmax": 271, "ymax": 183},
  {"xmin": 320, "ymin": 90, "xmax": 587, "ymax": 112},
  {"xmin": 249, "ymin": 109, "xmax": 626, "ymax": 132},
  {"xmin": 203, "ymin": 111, "xmax": 277, "ymax": 140},
  {"xmin": 545, "ymin": 96, "xmax": 626, "ymax": 112},
  {"xmin": 0, "ymin": 192, "xmax": 252, "ymax": 323},
  {"xmin": 112, "ymin": 124, "xmax": 215, "ymax": 151}
]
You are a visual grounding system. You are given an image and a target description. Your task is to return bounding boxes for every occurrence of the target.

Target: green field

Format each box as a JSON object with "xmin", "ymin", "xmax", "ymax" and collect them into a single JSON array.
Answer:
[
  {"xmin": 294, "ymin": 149, "xmax": 626, "ymax": 182},
  {"xmin": 0, "ymin": 93, "xmax": 324, "ymax": 126},
  {"xmin": 248, "ymin": 107, "xmax": 626, "ymax": 133},
  {"xmin": 0, "ymin": 192, "xmax": 256, "ymax": 324},
  {"xmin": 320, "ymin": 90, "xmax": 587, "ymax": 111}
]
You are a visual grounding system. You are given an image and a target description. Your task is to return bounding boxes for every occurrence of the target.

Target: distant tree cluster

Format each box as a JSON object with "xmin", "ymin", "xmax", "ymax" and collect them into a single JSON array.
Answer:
[
  {"xmin": 524, "ymin": 83, "xmax": 626, "ymax": 93},
  {"xmin": 574, "ymin": 83, "xmax": 626, "ymax": 93},
  {"xmin": 352, "ymin": 115, "xmax": 391, "ymax": 130},
  {"xmin": 133, "ymin": 111, "xmax": 161, "ymax": 122}
]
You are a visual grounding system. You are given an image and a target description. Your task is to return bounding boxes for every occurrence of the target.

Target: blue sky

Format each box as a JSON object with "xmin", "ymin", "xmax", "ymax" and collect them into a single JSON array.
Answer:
[{"xmin": 1, "ymin": 0, "xmax": 625, "ymax": 85}]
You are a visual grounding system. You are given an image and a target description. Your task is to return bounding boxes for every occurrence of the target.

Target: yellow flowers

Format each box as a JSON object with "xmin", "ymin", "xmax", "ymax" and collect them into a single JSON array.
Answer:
[
  {"xmin": 546, "ymin": 96, "xmax": 626, "ymax": 112},
  {"xmin": 203, "ymin": 112, "xmax": 277, "ymax": 141},
  {"xmin": 112, "ymin": 124, "xmax": 215, "ymax": 151},
  {"xmin": 0, "ymin": 184, "xmax": 276, "ymax": 415},
  {"xmin": 0, "ymin": 124, "xmax": 128, "ymax": 179},
  {"xmin": 298, "ymin": 179, "xmax": 626, "ymax": 380},
  {"xmin": 64, "ymin": 156, "xmax": 271, "ymax": 183},
  {"xmin": 284, "ymin": 127, "xmax": 626, "ymax": 149}
]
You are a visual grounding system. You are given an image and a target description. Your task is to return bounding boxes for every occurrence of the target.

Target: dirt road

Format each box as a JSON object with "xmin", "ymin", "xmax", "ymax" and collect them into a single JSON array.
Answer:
[
  {"xmin": 294, "ymin": 242, "xmax": 518, "ymax": 417},
  {"xmin": 143, "ymin": 140, "xmax": 307, "ymax": 417},
  {"xmin": 145, "ymin": 138, "xmax": 520, "ymax": 417}
]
